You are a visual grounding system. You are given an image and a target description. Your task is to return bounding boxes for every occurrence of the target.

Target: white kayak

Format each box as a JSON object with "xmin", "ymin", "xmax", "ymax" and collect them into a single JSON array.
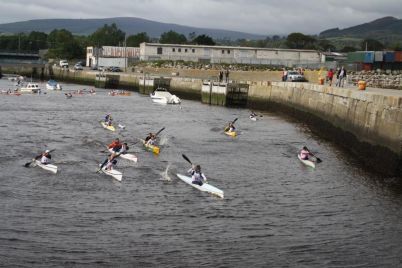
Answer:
[
  {"xmin": 100, "ymin": 166, "xmax": 123, "ymax": 181},
  {"xmin": 108, "ymin": 149, "xmax": 138, "ymax": 163},
  {"xmin": 35, "ymin": 160, "xmax": 58, "ymax": 174},
  {"xmin": 298, "ymin": 154, "xmax": 315, "ymax": 168},
  {"xmin": 249, "ymin": 116, "xmax": 257, "ymax": 121},
  {"xmin": 176, "ymin": 174, "xmax": 224, "ymax": 199}
]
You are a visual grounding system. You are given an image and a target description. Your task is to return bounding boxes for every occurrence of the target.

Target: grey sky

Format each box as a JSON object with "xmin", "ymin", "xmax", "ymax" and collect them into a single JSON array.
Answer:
[{"xmin": 0, "ymin": 0, "xmax": 400, "ymax": 35}]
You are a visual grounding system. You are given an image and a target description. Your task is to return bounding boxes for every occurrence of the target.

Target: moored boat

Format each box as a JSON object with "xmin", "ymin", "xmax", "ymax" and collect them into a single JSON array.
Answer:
[
  {"xmin": 176, "ymin": 174, "xmax": 224, "ymax": 199},
  {"xmin": 46, "ymin": 80, "xmax": 62, "ymax": 90},
  {"xmin": 150, "ymin": 87, "xmax": 181, "ymax": 104},
  {"xmin": 35, "ymin": 160, "xmax": 58, "ymax": 174},
  {"xmin": 19, "ymin": 83, "xmax": 40, "ymax": 93}
]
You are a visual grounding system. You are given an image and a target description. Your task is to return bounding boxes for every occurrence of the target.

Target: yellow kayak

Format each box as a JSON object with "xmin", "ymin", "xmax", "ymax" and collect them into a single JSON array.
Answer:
[
  {"xmin": 224, "ymin": 130, "xmax": 237, "ymax": 137},
  {"xmin": 141, "ymin": 139, "xmax": 160, "ymax": 154},
  {"xmin": 101, "ymin": 121, "xmax": 115, "ymax": 132}
]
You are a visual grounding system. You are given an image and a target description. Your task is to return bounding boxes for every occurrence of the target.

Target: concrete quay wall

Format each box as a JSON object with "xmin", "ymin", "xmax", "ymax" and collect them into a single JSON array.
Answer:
[{"xmin": 248, "ymin": 82, "xmax": 402, "ymax": 175}]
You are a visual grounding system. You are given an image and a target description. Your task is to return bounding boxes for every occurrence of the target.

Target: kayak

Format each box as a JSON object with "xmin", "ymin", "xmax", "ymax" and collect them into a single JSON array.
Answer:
[
  {"xmin": 249, "ymin": 116, "xmax": 257, "ymax": 121},
  {"xmin": 35, "ymin": 160, "xmax": 58, "ymax": 174},
  {"xmin": 176, "ymin": 174, "xmax": 224, "ymax": 199},
  {"xmin": 298, "ymin": 154, "xmax": 315, "ymax": 168},
  {"xmin": 141, "ymin": 139, "xmax": 160, "ymax": 154},
  {"xmin": 224, "ymin": 131, "xmax": 237, "ymax": 137},
  {"xmin": 101, "ymin": 121, "xmax": 115, "ymax": 132},
  {"xmin": 100, "ymin": 166, "xmax": 122, "ymax": 181},
  {"xmin": 108, "ymin": 148, "xmax": 138, "ymax": 163}
]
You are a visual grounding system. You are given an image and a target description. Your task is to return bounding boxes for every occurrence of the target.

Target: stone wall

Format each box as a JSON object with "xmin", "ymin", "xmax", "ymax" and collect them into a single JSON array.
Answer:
[{"xmin": 347, "ymin": 70, "xmax": 402, "ymax": 90}]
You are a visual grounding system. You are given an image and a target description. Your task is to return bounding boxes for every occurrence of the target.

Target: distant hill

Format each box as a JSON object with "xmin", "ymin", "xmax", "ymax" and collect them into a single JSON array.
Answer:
[
  {"xmin": 319, "ymin": 16, "xmax": 402, "ymax": 43},
  {"xmin": 0, "ymin": 17, "xmax": 265, "ymax": 40}
]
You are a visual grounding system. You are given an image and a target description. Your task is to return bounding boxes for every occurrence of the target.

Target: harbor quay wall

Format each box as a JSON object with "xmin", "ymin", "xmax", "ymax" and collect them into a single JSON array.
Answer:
[{"xmin": 248, "ymin": 82, "xmax": 402, "ymax": 176}]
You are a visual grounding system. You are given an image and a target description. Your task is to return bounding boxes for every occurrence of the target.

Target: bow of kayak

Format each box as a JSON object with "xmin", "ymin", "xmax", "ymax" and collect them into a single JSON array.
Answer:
[
  {"xmin": 100, "ymin": 121, "xmax": 115, "ymax": 132},
  {"xmin": 224, "ymin": 131, "xmax": 237, "ymax": 137},
  {"xmin": 101, "ymin": 167, "xmax": 123, "ymax": 181}
]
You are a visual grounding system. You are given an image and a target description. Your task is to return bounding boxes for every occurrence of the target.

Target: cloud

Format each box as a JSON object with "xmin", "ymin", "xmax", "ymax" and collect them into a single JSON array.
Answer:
[{"xmin": 0, "ymin": 0, "xmax": 400, "ymax": 35}]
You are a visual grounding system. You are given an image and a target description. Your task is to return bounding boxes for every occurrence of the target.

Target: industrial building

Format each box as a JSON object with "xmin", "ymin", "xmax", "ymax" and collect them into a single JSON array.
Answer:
[{"xmin": 86, "ymin": 46, "xmax": 140, "ymax": 68}]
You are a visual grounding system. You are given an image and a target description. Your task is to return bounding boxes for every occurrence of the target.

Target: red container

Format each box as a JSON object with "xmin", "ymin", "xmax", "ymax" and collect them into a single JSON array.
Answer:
[
  {"xmin": 362, "ymin": 63, "xmax": 373, "ymax": 71},
  {"xmin": 395, "ymin": 51, "xmax": 402, "ymax": 62}
]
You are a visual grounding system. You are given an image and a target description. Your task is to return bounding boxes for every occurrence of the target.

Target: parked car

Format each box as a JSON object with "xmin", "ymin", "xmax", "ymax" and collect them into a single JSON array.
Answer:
[
  {"xmin": 287, "ymin": 71, "xmax": 305, "ymax": 82},
  {"xmin": 74, "ymin": 64, "xmax": 83, "ymax": 70},
  {"xmin": 110, "ymin": 66, "xmax": 122, "ymax": 72},
  {"xmin": 59, "ymin": 60, "xmax": 69, "ymax": 68}
]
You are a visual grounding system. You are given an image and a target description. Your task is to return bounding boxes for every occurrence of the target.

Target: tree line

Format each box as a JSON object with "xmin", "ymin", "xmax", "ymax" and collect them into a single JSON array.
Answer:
[{"xmin": 0, "ymin": 23, "xmax": 400, "ymax": 60}]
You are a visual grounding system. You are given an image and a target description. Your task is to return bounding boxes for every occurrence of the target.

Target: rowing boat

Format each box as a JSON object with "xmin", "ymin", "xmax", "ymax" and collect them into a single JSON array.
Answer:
[
  {"xmin": 224, "ymin": 131, "xmax": 237, "ymax": 137},
  {"xmin": 176, "ymin": 174, "xmax": 224, "ymax": 199},
  {"xmin": 108, "ymin": 148, "xmax": 138, "ymax": 163},
  {"xmin": 297, "ymin": 154, "xmax": 315, "ymax": 168},
  {"xmin": 100, "ymin": 121, "xmax": 115, "ymax": 132},
  {"xmin": 100, "ymin": 166, "xmax": 123, "ymax": 181},
  {"xmin": 35, "ymin": 160, "xmax": 58, "ymax": 174},
  {"xmin": 141, "ymin": 139, "xmax": 160, "ymax": 154}
]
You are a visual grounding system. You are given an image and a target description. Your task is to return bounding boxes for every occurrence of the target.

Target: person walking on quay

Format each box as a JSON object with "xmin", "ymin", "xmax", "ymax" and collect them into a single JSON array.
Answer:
[
  {"xmin": 282, "ymin": 68, "xmax": 288, "ymax": 82},
  {"xmin": 219, "ymin": 71, "xmax": 223, "ymax": 82},
  {"xmin": 336, "ymin": 67, "xmax": 347, "ymax": 87},
  {"xmin": 327, "ymin": 69, "xmax": 334, "ymax": 86},
  {"xmin": 225, "ymin": 69, "xmax": 230, "ymax": 82}
]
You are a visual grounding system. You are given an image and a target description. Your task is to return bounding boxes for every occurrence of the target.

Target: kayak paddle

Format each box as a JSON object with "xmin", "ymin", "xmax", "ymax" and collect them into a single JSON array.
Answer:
[
  {"xmin": 305, "ymin": 147, "xmax": 322, "ymax": 163},
  {"xmin": 155, "ymin": 127, "xmax": 165, "ymax": 136},
  {"xmin": 182, "ymin": 154, "xmax": 192, "ymax": 165}
]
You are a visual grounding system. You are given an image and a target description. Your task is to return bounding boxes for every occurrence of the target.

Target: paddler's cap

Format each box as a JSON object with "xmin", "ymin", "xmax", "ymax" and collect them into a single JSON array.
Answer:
[
  {"xmin": 195, "ymin": 165, "xmax": 201, "ymax": 171},
  {"xmin": 45, "ymin": 150, "xmax": 50, "ymax": 153},
  {"xmin": 303, "ymin": 146, "xmax": 308, "ymax": 150}
]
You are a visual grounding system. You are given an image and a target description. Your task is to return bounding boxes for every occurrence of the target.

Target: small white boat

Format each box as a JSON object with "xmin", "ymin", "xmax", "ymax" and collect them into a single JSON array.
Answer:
[
  {"xmin": 19, "ymin": 83, "xmax": 40, "ymax": 93},
  {"xmin": 101, "ymin": 166, "xmax": 122, "ymax": 181},
  {"xmin": 35, "ymin": 160, "xmax": 58, "ymax": 174},
  {"xmin": 298, "ymin": 154, "xmax": 315, "ymax": 168},
  {"xmin": 150, "ymin": 87, "xmax": 181, "ymax": 104},
  {"xmin": 108, "ymin": 148, "xmax": 138, "ymax": 163},
  {"xmin": 176, "ymin": 174, "xmax": 224, "ymax": 199},
  {"xmin": 46, "ymin": 80, "xmax": 62, "ymax": 90}
]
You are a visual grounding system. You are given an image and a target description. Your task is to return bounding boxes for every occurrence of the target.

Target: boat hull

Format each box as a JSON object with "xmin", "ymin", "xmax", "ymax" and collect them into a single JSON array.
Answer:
[
  {"xmin": 35, "ymin": 160, "xmax": 58, "ymax": 174},
  {"xmin": 176, "ymin": 174, "xmax": 224, "ymax": 199},
  {"xmin": 298, "ymin": 154, "xmax": 315, "ymax": 168},
  {"xmin": 101, "ymin": 167, "xmax": 122, "ymax": 181},
  {"xmin": 101, "ymin": 121, "xmax": 115, "ymax": 132}
]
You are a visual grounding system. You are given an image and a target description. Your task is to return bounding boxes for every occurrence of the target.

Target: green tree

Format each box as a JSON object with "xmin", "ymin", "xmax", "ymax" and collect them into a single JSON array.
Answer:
[
  {"xmin": 159, "ymin": 30, "xmax": 187, "ymax": 44},
  {"xmin": 286, "ymin": 33, "xmax": 317, "ymax": 49},
  {"xmin": 192, "ymin": 34, "xmax": 215, "ymax": 45},
  {"xmin": 360, "ymin": 39, "xmax": 384, "ymax": 51},
  {"xmin": 340, "ymin": 46, "xmax": 357, "ymax": 52},
  {"xmin": 126, "ymin": 32, "xmax": 150, "ymax": 47},
  {"xmin": 47, "ymin": 29, "xmax": 84, "ymax": 59},
  {"xmin": 89, "ymin": 23, "xmax": 125, "ymax": 46},
  {"xmin": 317, "ymin": 39, "xmax": 336, "ymax": 51}
]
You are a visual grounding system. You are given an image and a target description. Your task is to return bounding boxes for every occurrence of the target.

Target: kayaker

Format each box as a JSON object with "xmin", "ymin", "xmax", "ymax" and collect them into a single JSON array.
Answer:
[
  {"xmin": 225, "ymin": 122, "xmax": 236, "ymax": 132},
  {"xmin": 146, "ymin": 134, "xmax": 157, "ymax": 146},
  {"xmin": 144, "ymin": 132, "xmax": 153, "ymax": 143},
  {"xmin": 250, "ymin": 111, "xmax": 257, "ymax": 117},
  {"xmin": 108, "ymin": 138, "xmax": 122, "ymax": 152},
  {"xmin": 191, "ymin": 165, "xmax": 207, "ymax": 186},
  {"xmin": 187, "ymin": 164, "xmax": 196, "ymax": 176},
  {"xmin": 100, "ymin": 154, "xmax": 118, "ymax": 170},
  {"xmin": 119, "ymin": 143, "xmax": 129, "ymax": 154},
  {"xmin": 104, "ymin": 114, "xmax": 112, "ymax": 123},
  {"xmin": 299, "ymin": 146, "xmax": 313, "ymax": 160},
  {"xmin": 105, "ymin": 158, "xmax": 118, "ymax": 171},
  {"xmin": 35, "ymin": 149, "xmax": 52, "ymax": 164}
]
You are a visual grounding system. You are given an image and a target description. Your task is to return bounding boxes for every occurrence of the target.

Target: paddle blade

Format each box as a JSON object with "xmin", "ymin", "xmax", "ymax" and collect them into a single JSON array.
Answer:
[
  {"xmin": 155, "ymin": 127, "xmax": 165, "ymax": 136},
  {"xmin": 24, "ymin": 161, "xmax": 32, "ymax": 167},
  {"xmin": 316, "ymin": 157, "xmax": 322, "ymax": 163},
  {"xmin": 182, "ymin": 154, "xmax": 192, "ymax": 165},
  {"xmin": 232, "ymin": 118, "xmax": 238, "ymax": 124}
]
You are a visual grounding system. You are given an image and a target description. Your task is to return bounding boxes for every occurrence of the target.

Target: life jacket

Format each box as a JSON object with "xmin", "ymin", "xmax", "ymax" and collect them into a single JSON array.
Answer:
[
  {"xmin": 300, "ymin": 149, "xmax": 310, "ymax": 160},
  {"xmin": 192, "ymin": 171, "xmax": 205, "ymax": 183},
  {"xmin": 108, "ymin": 141, "xmax": 122, "ymax": 150},
  {"xmin": 41, "ymin": 154, "xmax": 51, "ymax": 164}
]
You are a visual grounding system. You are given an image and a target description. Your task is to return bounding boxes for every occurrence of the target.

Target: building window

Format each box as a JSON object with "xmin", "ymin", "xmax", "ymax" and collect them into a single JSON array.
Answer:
[
  {"xmin": 157, "ymin": 47, "xmax": 163, "ymax": 54},
  {"xmin": 178, "ymin": 48, "xmax": 181, "ymax": 52},
  {"xmin": 172, "ymin": 48, "xmax": 175, "ymax": 52},
  {"xmin": 222, "ymin": 50, "xmax": 225, "ymax": 54},
  {"xmin": 185, "ymin": 49, "xmax": 188, "ymax": 53},
  {"xmin": 227, "ymin": 50, "xmax": 230, "ymax": 54},
  {"xmin": 192, "ymin": 49, "xmax": 195, "ymax": 53}
]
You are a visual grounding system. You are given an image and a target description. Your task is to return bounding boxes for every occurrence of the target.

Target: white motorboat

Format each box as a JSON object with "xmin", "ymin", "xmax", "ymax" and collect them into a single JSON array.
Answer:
[
  {"xmin": 46, "ymin": 80, "xmax": 62, "ymax": 90},
  {"xmin": 150, "ymin": 87, "xmax": 181, "ymax": 104},
  {"xmin": 19, "ymin": 83, "xmax": 40, "ymax": 93}
]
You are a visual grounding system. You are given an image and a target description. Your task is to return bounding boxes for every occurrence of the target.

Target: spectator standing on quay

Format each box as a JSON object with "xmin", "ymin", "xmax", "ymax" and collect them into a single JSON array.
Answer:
[
  {"xmin": 219, "ymin": 71, "xmax": 223, "ymax": 82},
  {"xmin": 336, "ymin": 67, "xmax": 347, "ymax": 87},
  {"xmin": 225, "ymin": 69, "xmax": 230, "ymax": 82},
  {"xmin": 327, "ymin": 69, "xmax": 334, "ymax": 86},
  {"xmin": 282, "ymin": 68, "xmax": 288, "ymax": 82}
]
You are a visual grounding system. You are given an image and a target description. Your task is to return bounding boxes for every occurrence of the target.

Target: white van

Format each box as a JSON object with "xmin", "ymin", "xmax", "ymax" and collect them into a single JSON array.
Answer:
[{"xmin": 59, "ymin": 60, "xmax": 69, "ymax": 68}]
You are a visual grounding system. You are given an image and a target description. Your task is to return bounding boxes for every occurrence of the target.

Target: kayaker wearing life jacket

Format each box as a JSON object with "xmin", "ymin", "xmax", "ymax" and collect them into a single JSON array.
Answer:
[
  {"xmin": 119, "ymin": 143, "xmax": 129, "ymax": 154},
  {"xmin": 144, "ymin": 132, "xmax": 153, "ymax": 143},
  {"xmin": 225, "ymin": 122, "xmax": 236, "ymax": 132},
  {"xmin": 191, "ymin": 165, "xmax": 207, "ymax": 186},
  {"xmin": 108, "ymin": 138, "xmax": 122, "ymax": 153},
  {"xmin": 35, "ymin": 150, "xmax": 52, "ymax": 164},
  {"xmin": 300, "ymin": 146, "xmax": 312, "ymax": 160},
  {"xmin": 105, "ymin": 114, "xmax": 112, "ymax": 123},
  {"xmin": 105, "ymin": 158, "xmax": 117, "ymax": 171},
  {"xmin": 146, "ymin": 134, "xmax": 157, "ymax": 146}
]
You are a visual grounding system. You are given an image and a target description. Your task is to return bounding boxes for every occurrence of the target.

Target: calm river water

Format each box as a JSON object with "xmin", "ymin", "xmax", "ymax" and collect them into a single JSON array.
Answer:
[{"xmin": 1, "ymin": 79, "xmax": 402, "ymax": 267}]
